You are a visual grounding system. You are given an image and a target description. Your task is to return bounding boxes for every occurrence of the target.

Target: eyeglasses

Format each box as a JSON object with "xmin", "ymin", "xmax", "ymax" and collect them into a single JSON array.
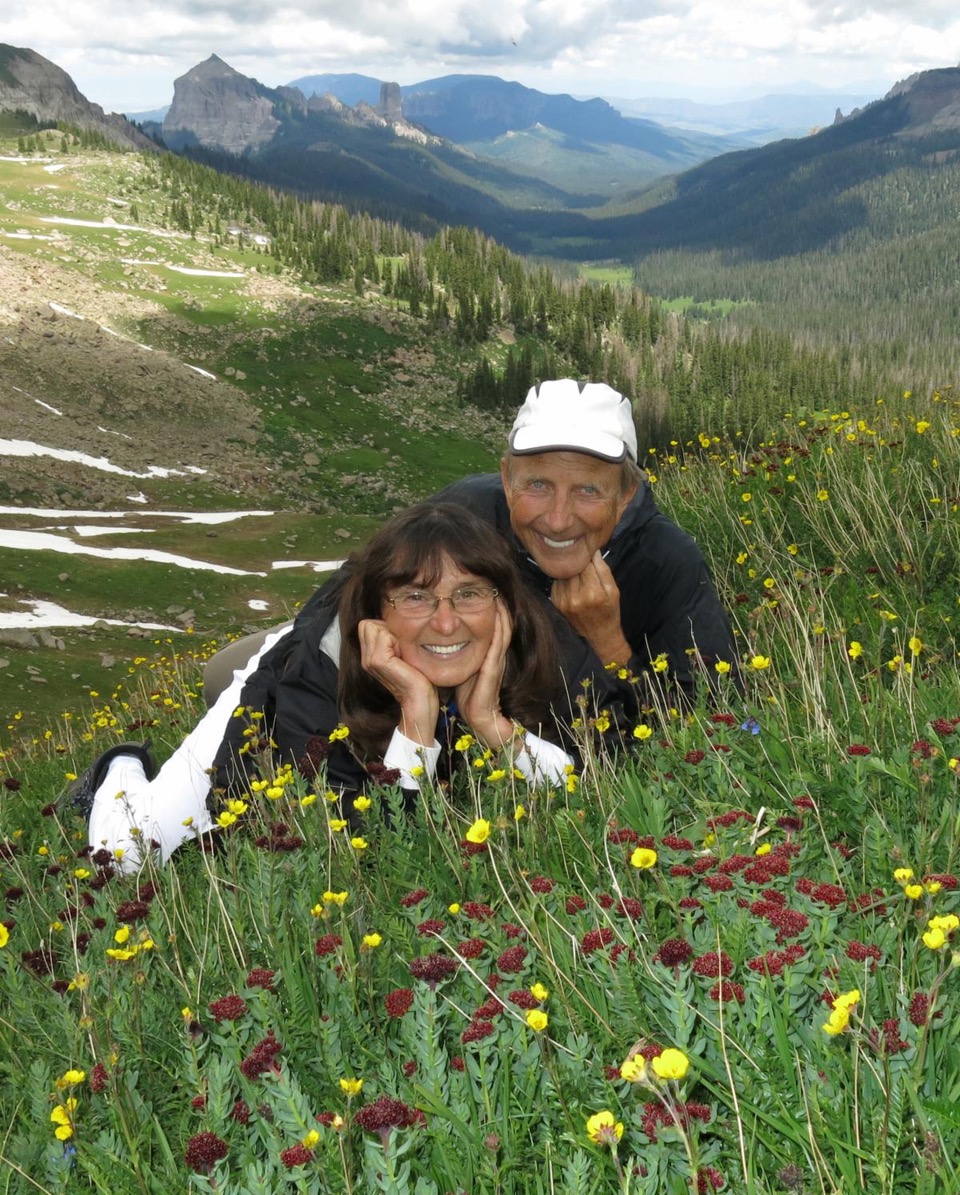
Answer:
[{"xmin": 384, "ymin": 585, "xmax": 499, "ymax": 619}]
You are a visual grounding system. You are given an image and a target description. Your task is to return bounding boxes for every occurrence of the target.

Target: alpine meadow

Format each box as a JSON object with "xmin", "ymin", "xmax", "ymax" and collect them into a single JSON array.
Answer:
[{"xmin": 1, "ymin": 86, "xmax": 960, "ymax": 1195}]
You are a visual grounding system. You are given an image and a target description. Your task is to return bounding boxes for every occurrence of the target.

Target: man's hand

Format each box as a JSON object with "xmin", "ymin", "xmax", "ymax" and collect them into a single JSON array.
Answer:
[{"xmin": 551, "ymin": 551, "xmax": 632, "ymax": 666}]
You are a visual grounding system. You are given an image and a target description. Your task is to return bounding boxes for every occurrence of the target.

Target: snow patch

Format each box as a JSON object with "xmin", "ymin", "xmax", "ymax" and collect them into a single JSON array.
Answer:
[
  {"xmin": 0, "ymin": 528, "xmax": 266, "ymax": 576},
  {"xmin": 0, "ymin": 598, "xmax": 180, "ymax": 632},
  {"xmin": 0, "ymin": 438, "xmax": 206, "ymax": 479}
]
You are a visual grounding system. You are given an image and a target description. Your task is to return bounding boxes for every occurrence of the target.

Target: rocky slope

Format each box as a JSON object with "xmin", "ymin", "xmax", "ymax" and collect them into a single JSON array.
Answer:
[{"xmin": 0, "ymin": 44, "xmax": 155, "ymax": 150}]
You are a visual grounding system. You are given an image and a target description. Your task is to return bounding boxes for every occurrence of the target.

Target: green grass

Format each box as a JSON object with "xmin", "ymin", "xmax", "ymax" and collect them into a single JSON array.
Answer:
[{"xmin": 2, "ymin": 391, "xmax": 959, "ymax": 1193}]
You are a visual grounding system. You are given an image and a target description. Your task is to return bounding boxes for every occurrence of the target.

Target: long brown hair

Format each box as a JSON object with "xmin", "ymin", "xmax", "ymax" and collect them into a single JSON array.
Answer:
[{"xmin": 337, "ymin": 502, "xmax": 562, "ymax": 755}]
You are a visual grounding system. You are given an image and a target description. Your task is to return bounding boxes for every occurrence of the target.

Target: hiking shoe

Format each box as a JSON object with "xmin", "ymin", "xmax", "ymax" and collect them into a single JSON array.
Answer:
[{"xmin": 62, "ymin": 741, "xmax": 157, "ymax": 818}]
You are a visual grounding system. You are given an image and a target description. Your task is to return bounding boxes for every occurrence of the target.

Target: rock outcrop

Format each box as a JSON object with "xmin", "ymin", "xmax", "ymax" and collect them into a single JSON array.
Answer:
[
  {"xmin": 162, "ymin": 55, "xmax": 287, "ymax": 154},
  {"xmin": 0, "ymin": 44, "xmax": 155, "ymax": 149}
]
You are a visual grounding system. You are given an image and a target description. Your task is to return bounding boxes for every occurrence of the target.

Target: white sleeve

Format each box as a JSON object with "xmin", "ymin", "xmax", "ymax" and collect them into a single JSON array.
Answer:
[
  {"xmin": 383, "ymin": 729, "xmax": 442, "ymax": 790},
  {"xmin": 513, "ymin": 731, "xmax": 572, "ymax": 786}
]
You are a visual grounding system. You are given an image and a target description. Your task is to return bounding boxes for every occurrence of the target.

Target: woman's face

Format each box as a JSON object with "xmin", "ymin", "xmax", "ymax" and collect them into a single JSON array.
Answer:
[{"xmin": 381, "ymin": 555, "xmax": 498, "ymax": 689}]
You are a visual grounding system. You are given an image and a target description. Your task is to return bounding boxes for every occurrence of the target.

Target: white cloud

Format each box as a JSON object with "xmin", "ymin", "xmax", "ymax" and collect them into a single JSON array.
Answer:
[{"xmin": 8, "ymin": 0, "xmax": 960, "ymax": 111}]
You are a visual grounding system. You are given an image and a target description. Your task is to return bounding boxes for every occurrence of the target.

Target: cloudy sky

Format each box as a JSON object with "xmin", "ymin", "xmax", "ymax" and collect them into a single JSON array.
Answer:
[{"xmin": 8, "ymin": 0, "xmax": 960, "ymax": 113}]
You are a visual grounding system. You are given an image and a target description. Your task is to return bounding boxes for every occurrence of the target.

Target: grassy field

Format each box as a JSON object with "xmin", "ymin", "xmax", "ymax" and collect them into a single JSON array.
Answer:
[{"xmin": 1, "ymin": 388, "xmax": 958, "ymax": 1193}]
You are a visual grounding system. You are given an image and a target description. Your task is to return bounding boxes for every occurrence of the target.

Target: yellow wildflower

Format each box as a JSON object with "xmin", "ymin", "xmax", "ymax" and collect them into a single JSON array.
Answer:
[
  {"xmin": 525, "ymin": 1009, "xmax": 549, "ymax": 1032},
  {"xmin": 328, "ymin": 724, "xmax": 350, "ymax": 742},
  {"xmin": 353, "ymin": 796, "xmax": 371, "ymax": 813},
  {"xmin": 651, "ymin": 1048, "xmax": 689, "ymax": 1080},
  {"xmin": 339, "ymin": 1077, "xmax": 363, "ymax": 1096},
  {"xmin": 633, "ymin": 723, "xmax": 653, "ymax": 741},
  {"xmin": 620, "ymin": 1055, "xmax": 646, "ymax": 1082},
  {"xmin": 630, "ymin": 847, "xmax": 657, "ymax": 869},
  {"xmin": 362, "ymin": 933, "xmax": 382, "ymax": 949},
  {"xmin": 530, "ymin": 982, "xmax": 549, "ymax": 1002},
  {"xmin": 848, "ymin": 641, "xmax": 863, "ymax": 659},
  {"xmin": 586, "ymin": 1110, "xmax": 624, "ymax": 1145},
  {"xmin": 465, "ymin": 818, "xmax": 490, "ymax": 844}
]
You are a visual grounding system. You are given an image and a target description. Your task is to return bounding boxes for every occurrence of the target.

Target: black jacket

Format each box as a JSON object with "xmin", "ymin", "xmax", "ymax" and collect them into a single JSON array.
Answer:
[
  {"xmin": 435, "ymin": 474, "xmax": 737, "ymax": 703},
  {"xmin": 211, "ymin": 571, "xmax": 617, "ymax": 803}
]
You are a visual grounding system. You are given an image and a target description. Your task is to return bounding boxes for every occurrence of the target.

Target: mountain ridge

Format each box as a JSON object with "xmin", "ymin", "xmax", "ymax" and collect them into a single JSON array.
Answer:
[{"xmin": 0, "ymin": 44, "xmax": 155, "ymax": 150}]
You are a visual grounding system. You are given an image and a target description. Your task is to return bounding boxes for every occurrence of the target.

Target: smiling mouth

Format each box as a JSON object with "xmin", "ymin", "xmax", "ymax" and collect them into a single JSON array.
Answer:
[
  {"xmin": 422, "ymin": 643, "xmax": 469, "ymax": 656},
  {"xmin": 541, "ymin": 534, "xmax": 576, "ymax": 549}
]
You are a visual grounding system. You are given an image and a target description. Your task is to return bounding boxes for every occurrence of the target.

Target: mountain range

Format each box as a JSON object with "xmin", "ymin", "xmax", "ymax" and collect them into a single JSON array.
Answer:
[{"xmin": 6, "ymin": 42, "xmax": 960, "ymax": 274}]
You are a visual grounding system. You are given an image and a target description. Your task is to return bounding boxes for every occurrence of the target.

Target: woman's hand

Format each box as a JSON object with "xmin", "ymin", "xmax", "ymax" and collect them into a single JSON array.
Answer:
[
  {"xmin": 456, "ymin": 602, "xmax": 518, "ymax": 750},
  {"xmin": 358, "ymin": 619, "xmax": 439, "ymax": 745}
]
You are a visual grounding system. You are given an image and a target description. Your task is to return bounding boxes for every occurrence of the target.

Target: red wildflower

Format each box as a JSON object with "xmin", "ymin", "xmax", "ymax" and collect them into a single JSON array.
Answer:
[
  {"xmin": 230, "ymin": 1100, "xmax": 251, "ymax": 1123},
  {"xmin": 245, "ymin": 968, "xmax": 276, "ymax": 990},
  {"xmin": 684, "ymin": 750, "xmax": 706, "ymax": 765},
  {"xmin": 846, "ymin": 744, "xmax": 871, "ymax": 756},
  {"xmin": 462, "ymin": 1019, "xmax": 496, "ymax": 1044},
  {"xmin": 581, "ymin": 927, "xmax": 614, "ymax": 954},
  {"xmin": 209, "ymin": 994, "xmax": 248, "ymax": 1022},
  {"xmin": 670, "ymin": 864, "xmax": 694, "ymax": 877},
  {"xmin": 400, "ymin": 888, "xmax": 430, "ymax": 908},
  {"xmin": 280, "ymin": 1143, "xmax": 314, "ymax": 1168},
  {"xmin": 184, "ymin": 1132, "xmax": 229, "ymax": 1172},
  {"xmin": 496, "ymin": 945, "xmax": 528, "ymax": 973},
  {"xmin": 409, "ymin": 953, "xmax": 459, "ymax": 985},
  {"xmin": 450, "ymin": 1056, "xmax": 466, "ymax": 1072},
  {"xmin": 462, "ymin": 901, "xmax": 495, "ymax": 920},
  {"xmin": 607, "ymin": 827, "xmax": 640, "ymax": 844},
  {"xmin": 475, "ymin": 997, "xmax": 504, "ymax": 1019},
  {"xmin": 416, "ymin": 918, "xmax": 446, "ymax": 937},
  {"xmin": 457, "ymin": 938, "xmax": 486, "ymax": 959},
  {"xmin": 239, "ymin": 1031, "xmax": 284, "ymax": 1079},
  {"xmin": 662, "ymin": 835, "xmax": 695, "ymax": 850},
  {"xmin": 656, "ymin": 938, "xmax": 693, "ymax": 966},
  {"xmin": 191, "ymin": 1094, "xmax": 207, "ymax": 1109},
  {"xmin": 679, "ymin": 897, "xmax": 703, "ymax": 909},
  {"xmin": 908, "ymin": 991, "xmax": 930, "ymax": 1027},
  {"xmin": 692, "ymin": 951, "xmax": 734, "ymax": 978},
  {"xmin": 703, "ymin": 874, "xmax": 734, "ymax": 892},
  {"xmin": 529, "ymin": 875, "xmax": 554, "ymax": 894},
  {"xmin": 501, "ymin": 921, "xmax": 525, "ymax": 938},
  {"xmin": 696, "ymin": 1166, "xmax": 725, "ymax": 1192},
  {"xmin": 565, "ymin": 894, "xmax": 587, "ymax": 914},
  {"xmin": 90, "ymin": 1063, "xmax": 108, "ymax": 1093},
  {"xmin": 707, "ymin": 810, "xmax": 753, "ymax": 828},
  {"xmin": 810, "ymin": 884, "xmax": 846, "ymax": 909},
  {"xmin": 385, "ymin": 988, "xmax": 414, "ymax": 1017},
  {"xmin": 717, "ymin": 854, "xmax": 753, "ymax": 874},
  {"xmin": 314, "ymin": 934, "xmax": 342, "ymax": 956},
  {"xmin": 616, "ymin": 897, "xmax": 644, "ymax": 920},
  {"xmin": 709, "ymin": 980, "xmax": 745, "ymax": 1003},
  {"xmin": 508, "ymin": 989, "xmax": 539, "ymax": 1009},
  {"xmin": 923, "ymin": 873, "xmax": 958, "ymax": 890},
  {"xmin": 354, "ymin": 1095, "xmax": 419, "ymax": 1133},
  {"xmin": 845, "ymin": 941, "xmax": 882, "ymax": 964},
  {"xmin": 115, "ymin": 900, "xmax": 151, "ymax": 923}
]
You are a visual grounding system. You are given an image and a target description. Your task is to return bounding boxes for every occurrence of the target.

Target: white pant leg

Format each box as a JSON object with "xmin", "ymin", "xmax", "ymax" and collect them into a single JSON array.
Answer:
[{"xmin": 87, "ymin": 623, "xmax": 295, "ymax": 872}]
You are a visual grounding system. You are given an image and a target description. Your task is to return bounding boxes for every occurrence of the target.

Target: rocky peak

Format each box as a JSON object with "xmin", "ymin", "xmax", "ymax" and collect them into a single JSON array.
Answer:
[
  {"xmin": 162, "ymin": 55, "xmax": 299, "ymax": 154},
  {"xmin": 0, "ymin": 44, "xmax": 154, "ymax": 149},
  {"xmin": 378, "ymin": 82, "xmax": 403, "ymax": 122}
]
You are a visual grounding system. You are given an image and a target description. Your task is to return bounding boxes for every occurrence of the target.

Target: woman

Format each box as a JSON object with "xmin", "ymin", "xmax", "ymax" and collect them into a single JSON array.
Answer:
[{"xmin": 83, "ymin": 504, "xmax": 610, "ymax": 872}]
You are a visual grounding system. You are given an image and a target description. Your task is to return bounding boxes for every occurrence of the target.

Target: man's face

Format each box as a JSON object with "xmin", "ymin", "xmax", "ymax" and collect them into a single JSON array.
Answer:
[{"xmin": 500, "ymin": 451, "xmax": 636, "ymax": 580}]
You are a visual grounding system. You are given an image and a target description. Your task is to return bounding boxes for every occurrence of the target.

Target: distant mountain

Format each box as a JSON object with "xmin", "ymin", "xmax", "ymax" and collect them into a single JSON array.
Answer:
[
  {"xmin": 605, "ymin": 90, "xmax": 882, "ymax": 145},
  {"xmin": 571, "ymin": 66, "xmax": 960, "ymax": 261},
  {"xmin": 290, "ymin": 69, "xmax": 741, "ymax": 174},
  {"xmin": 285, "ymin": 72, "xmax": 383, "ymax": 109},
  {"xmin": 0, "ymin": 44, "xmax": 156, "ymax": 150},
  {"xmin": 159, "ymin": 56, "xmax": 599, "ymax": 238}
]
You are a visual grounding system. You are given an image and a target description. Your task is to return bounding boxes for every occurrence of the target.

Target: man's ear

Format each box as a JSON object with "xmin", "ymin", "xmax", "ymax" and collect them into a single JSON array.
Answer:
[
  {"xmin": 499, "ymin": 455, "xmax": 512, "ymax": 499},
  {"xmin": 616, "ymin": 480, "xmax": 639, "ymax": 522}
]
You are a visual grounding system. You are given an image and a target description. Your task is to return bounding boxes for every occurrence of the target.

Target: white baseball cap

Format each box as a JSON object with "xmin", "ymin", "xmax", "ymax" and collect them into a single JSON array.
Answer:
[{"xmin": 508, "ymin": 379, "xmax": 638, "ymax": 463}]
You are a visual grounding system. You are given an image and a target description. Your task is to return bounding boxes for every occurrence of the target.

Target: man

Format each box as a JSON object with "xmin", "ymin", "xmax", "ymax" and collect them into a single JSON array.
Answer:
[
  {"xmin": 204, "ymin": 379, "xmax": 736, "ymax": 707},
  {"xmin": 436, "ymin": 379, "xmax": 737, "ymax": 704}
]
